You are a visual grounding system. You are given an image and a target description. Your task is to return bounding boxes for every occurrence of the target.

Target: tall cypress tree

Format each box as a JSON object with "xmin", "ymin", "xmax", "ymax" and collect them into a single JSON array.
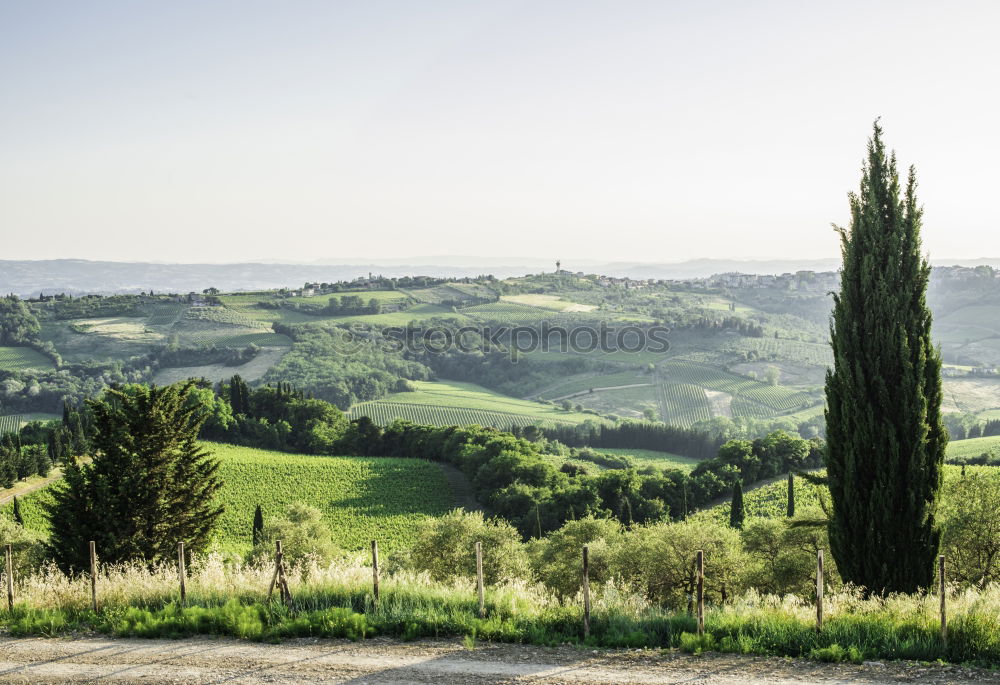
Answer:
[
  {"xmin": 786, "ymin": 473, "xmax": 795, "ymax": 518},
  {"xmin": 825, "ymin": 122, "xmax": 946, "ymax": 595},
  {"xmin": 729, "ymin": 481, "xmax": 744, "ymax": 529},
  {"xmin": 252, "ymin": 504, "xmax": 264, "ymax": 547}
]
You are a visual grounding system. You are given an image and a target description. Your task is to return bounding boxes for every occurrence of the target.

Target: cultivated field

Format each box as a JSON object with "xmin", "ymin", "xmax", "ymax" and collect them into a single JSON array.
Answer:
[
  {"xmin": 0, "ymin": 346, "xmax": 56, "ymax": 371},
  {"xmin": 152, "ymin": 346, "xmax": 291, "ymax": 386},
  {"xmin": 946, "ymin": 435, "xmax": 1000, "ymax": 459},
  {"xmin": 4, "ymin": 442, "xmax": 456, "ymax": 553},
  {"xmin": 709, "ymin": 464, "xmax": 1000, "ymax": 522},
  {"xmin": 350, "ymin": 380, "xmax": 603, "ymax": 428},
  {"xmin": 500, "ymin": 294, "xmax": 597, "ymax": 312},
  {"xmin": 598, "ymin": 447, "xmax": 703, "ymax": 471}
]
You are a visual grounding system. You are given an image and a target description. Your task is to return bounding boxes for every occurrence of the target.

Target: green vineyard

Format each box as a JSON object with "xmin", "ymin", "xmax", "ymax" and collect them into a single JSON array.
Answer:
[
  {"xmin": 0, "ymin": 346, "xmax": 56, "ymax": 372},
  {"xmin": 144, "ymin": 302, "xmax": 184, "ymax": 326},
  {"xmin": 657, "ymin": 382, "xmax": 713, "ymax": 427},
  {"xmin": 460, "ymin": 301, "xmax": 565, "ymax": 323},
  {"xmin": 723, "ymin": 337, "xmax": 833, "ymax": 367},
  {"xmin": 0, "ymin": 415, "xmax": 24, "ymax": 435},
  {"xmin": 2, "ymin": 442, "xmax": 455, "ymax": 554},
  {"xmin": 183, "ymin": 306, "xmax": 272, "ymax": 329},
  {"xmin": 658, "ymin": 360, "xmax": 823, "ymax": 419}
]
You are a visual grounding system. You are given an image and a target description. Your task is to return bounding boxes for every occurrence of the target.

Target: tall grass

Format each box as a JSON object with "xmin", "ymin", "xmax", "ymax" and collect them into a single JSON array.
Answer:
[{"xmin": 4, "ymin": 555, "xmax": 1000, "ymax": 666}]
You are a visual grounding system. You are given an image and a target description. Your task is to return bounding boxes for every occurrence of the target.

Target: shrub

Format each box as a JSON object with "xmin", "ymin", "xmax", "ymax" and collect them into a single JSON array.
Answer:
[
  {"xmin": 408, "ymin": 509, "xmax": 530, "ymax": 584},
  {"xmin": 247, "ymin": 503, "xmax": 341, "ymax": 566},
  {"xmin": 528, "ymin": 517, "xmax": 623, "ymax": 597},
  {"xmin": 611, "ymin": 514, "xmax": 745, "ymax": 610}
]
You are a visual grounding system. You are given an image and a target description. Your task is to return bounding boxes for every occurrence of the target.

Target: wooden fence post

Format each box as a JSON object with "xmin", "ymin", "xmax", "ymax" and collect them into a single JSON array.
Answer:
[
  {"xmin": 696, "ymin": 549, "xmax": 704, "ymax": 637},
  {"xmin": 939, "ymin": 554, "xmax": 947, "ymax": 647},
  {"xmin": 371, "ymin": 540, "xmax": 380, "ymax": 603},
  {"xmin": 816, "ymin": 549, "xmax": 824, "ymax": 631},
  {"xmin": 475, "ymin": 541, "xmax": 485, "ymax": 618},
  {"xmin": 177, "ymin": 542, "xmax": 187, "ymax": 607},
  {"xmin": 5, "ymin": 544, "xmax": 13, "ymax": 611},
  {"xmin": 582, "ymin": 545, "xmax": 591, "ymax": 639},
  {"xmin": 267, "ymin": 540, "xmax": 291, "ymax": 605},
  {"xmin": 89, "ymin": 540, "xmax": 98, "ymax": 612}
]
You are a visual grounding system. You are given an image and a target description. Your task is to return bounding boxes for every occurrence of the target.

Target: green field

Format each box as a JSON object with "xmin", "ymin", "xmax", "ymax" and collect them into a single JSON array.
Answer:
[
  {"xmin": 599, "ymin": 447, "xmax": 703, "ymax": 471},
  {"xmin": 656, "ymin": 360, "xmax": 823, "ymax": 424},
  {"xmin": 350, "ymin": 380, "xmax": 603, "ymax": 428},
  {"xmin": 460, "ymin": 301, "xmax": 569, "ymax": 323},
  {"xmin": 0, "ymin": 415, "xmax": 24, "ymax": 435},
  {"xmin": 328, "ymin": 303, "xmax": 468, "ymax": 326},
  {"xmin": 947, "ymin": 435, "xmax": 1000, "ymax": 459},
  {"xmin": 657, "ymin": 381, "xmax": 713, "ymax": 427},
  {"xmin": 500, "ymin": 294, "xmax": 596, "ymax": 312},
  {"xmin": 3, "ymin": 442, "xmax": 455, "ymax": 554},
  {"xmin": 302, "ymin": 290, "xmax": 411, "ymax": 303},
  {"xmin": 0, "ymin": 346, "xmax": 56, "ymax": 371},
  {"xmin": 538, "ymin": 371, "xmax": 652, "ymax": 400},
  {"xmin": 708, "ymin": 464, "xmax": 1000, "ymax": 523}
]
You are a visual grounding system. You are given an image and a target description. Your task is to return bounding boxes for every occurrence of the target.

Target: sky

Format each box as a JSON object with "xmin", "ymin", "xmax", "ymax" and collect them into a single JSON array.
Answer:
[{"xmin": 1, "ymin": 0, "xmax": 998, "ymax": 264}]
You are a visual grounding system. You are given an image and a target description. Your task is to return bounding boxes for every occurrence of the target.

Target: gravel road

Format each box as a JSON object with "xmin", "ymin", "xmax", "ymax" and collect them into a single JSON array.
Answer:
[{"xmin": 1, "ymin": 636, "xmax": 998, "ymax": 684}]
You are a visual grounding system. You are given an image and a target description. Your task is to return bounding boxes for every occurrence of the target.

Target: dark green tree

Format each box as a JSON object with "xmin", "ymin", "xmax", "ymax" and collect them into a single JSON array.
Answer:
[
  {"xmin": 252, "ymin": 504, "xmax": 264, "ymax": 547},
  {"xmin": 729, "ymin": 481, "xmax": 744, "ymax": 529},
  {"xmin": 786, "ymin": 473, "xmax": 795, "ymax": 518},
  {"xmin": 12, "ymin": 496, "xmax": 23, "ymax": 526},
  {"xmin": 45, "ymin": 382, "xmax": 224, "ymax": 572},
  {"xmin": 825, "ymin": 122, "xmax": 947, "ymax": 595}
]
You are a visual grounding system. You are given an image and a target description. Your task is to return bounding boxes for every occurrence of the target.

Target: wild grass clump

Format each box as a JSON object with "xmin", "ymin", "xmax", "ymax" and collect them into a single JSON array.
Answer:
[{"xmin": 3, "ymin": 556, "xmax": 1000, "ymax": 666}]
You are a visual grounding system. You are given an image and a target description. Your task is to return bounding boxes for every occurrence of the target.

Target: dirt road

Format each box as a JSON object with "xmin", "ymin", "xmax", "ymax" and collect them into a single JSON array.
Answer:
[{"xmin": 0, "ymin": 636, "xmax": 996, "ymax": 684}]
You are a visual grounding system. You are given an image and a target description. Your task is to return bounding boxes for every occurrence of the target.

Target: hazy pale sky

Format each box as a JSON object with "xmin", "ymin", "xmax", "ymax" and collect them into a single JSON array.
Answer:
[{"xmin": 1, "ymin": 0, "xmax": 997, "ymax": 264}]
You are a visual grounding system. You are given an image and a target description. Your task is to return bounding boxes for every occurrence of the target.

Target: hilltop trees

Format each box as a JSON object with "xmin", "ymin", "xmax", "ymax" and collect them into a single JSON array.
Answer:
[
  {"xmin": 46, "ymin": 382, "xmax": 223, "ymax": 572},
  {"xmin": 0, "ymin": 296, "xmax": 40, "ymax": 345},
  {"xmin": 825, "ymin": 122, "xmax": 947, "ymax": 594}
]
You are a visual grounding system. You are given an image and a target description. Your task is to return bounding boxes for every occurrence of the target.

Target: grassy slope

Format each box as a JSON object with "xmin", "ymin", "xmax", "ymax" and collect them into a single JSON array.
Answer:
[
  {"xmin": 3, "ymin": 442, "xmax": 455, "ymax": 554},
  {"xmin": 351, "ymin": 380, "xmax": 602, "ymax": 426},
  {"xmin": 708, "ymin": 464, "xmax": 999, "ymax": 522},
  {"xmin": 947, "ymin": 435, "xmax": 1000, "ymax": 459},
  {"xmin": 598, "ymin": 448, "xmax": 703, "ymax": 472}
]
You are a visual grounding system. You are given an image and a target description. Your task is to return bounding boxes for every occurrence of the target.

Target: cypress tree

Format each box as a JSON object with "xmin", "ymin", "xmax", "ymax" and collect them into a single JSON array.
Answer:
[
  {"xmin": 252, "ymin": 504, "xmax": 264, "ymax": 547},
  {"xmin": 786, "ymin": 473, "xmax": 795, "ymax": 518},
  {"xmin": 46, "ymin": 381, "xmax": 224, "ymax": 572},
  {"xmin": 12, "ymin": 496, "xmax": 23, "ymax": 526},
  {"xmin": 729, "ymin": 481, "xmax": 744, "ymax": 529},
  {"xmin": 825, "ymin": 122, "xmax": 946, "ymax": 595}
]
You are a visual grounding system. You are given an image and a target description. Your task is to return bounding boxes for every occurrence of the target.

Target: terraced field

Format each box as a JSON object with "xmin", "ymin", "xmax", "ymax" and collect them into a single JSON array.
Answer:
[
  {"xmin": 0, "ymin": 346, "xmax": 55, "ymax": 371},
  {"xmin": 2, "ymin": 442, "xmax": 455, "ymax": 554},
  {"xmin": 350, "ymin": 380, "xmax": 602, "ymax": 428}
]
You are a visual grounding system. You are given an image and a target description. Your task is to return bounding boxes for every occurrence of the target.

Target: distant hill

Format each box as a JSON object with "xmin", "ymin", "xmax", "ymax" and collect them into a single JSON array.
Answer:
[{"xmin": 4, "ymin": 257, "xmax": 999, "ymax": 297}]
